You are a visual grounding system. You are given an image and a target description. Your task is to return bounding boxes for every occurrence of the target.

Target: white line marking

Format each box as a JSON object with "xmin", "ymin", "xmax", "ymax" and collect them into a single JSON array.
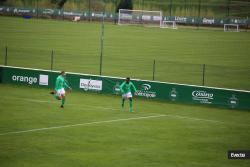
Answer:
[
  {"xmin": 1, "ymin": 96, "xmax": 120, "ymax": 111},
  {"xmin": 0, "ymin": 114, "xmax": 166, "ymax": 136},
  {"xmin": 164, "ymin": 114, "xmax": 223, "ymax": 123},
  {"xmin": 0, "ymin": 97, "xmax": 226, "ymax": 122},
  {"xmin": 1, "ymin": 96, "xmax": 249, "ymax": 131}
]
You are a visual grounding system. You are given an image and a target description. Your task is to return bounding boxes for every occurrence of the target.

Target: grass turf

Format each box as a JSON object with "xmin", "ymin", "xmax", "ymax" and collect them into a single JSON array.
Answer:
[
  {"xmin": 0, "ymin": 16, "xmax": 250, "ymax": 90},
  {"xmin": 0, "ymin": 84, "xmax": 249, "ymax": 167}
]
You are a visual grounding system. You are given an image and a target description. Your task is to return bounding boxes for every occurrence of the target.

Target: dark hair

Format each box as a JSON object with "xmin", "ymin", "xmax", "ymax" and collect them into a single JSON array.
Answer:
[
  {"xmin": 126, "ymin": 77, "xmax": 130, "ymax": 81},
  {"xmin": 60, "ymin": 71, "xmax": 65, "ymax": 75}
]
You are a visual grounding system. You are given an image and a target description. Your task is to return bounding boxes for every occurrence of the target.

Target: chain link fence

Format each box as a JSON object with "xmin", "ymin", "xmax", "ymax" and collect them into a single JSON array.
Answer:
[{"xmin": 1, "ymin": 46, "xmax": 249, "ymax": 91}]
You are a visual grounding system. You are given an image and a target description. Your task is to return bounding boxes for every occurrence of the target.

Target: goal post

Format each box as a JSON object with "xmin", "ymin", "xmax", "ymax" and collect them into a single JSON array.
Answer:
[
  {"xmin": 224, "ymin": 24, "xmax": 239, "ymax": 32},
  {"xmin": 118, "ymin": 9, "xmax": 163, "ymax": 27},
  {"xmin": 160, "ymin": 21, "xmax": 177, "ymax": 29}
]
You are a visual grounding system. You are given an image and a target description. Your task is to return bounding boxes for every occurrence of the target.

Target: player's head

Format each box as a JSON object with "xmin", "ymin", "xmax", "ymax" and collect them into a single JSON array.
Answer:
[
  {"xmin": 60, "ymin": 71, "xmax": 66, "ymax": 76},
  {"xmin": 126, "ymin": 77, "xmax": 130, "ymax": 83}
]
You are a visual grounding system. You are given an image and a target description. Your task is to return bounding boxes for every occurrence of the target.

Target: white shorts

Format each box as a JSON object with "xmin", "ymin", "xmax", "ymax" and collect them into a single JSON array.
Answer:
[
  {"xmin": 122, "ymin": 92, "xmax": 132, "ymax": 99},
  {"xmin": 56, "ymin": 88, "xmax": 65, "ymax": 97}
]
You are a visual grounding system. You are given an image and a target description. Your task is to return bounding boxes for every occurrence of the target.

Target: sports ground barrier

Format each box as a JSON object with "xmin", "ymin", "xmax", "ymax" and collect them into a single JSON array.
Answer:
[
  {"xmin": 0, "ymin": 65, "xmax": 250, "ymax": 110},
  {"xmin": 0, "ymin": 6, "xmax": 249, "ymax": 27}
]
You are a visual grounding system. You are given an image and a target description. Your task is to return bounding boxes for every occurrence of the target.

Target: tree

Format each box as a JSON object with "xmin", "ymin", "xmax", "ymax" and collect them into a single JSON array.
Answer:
[
  {"xmin": 0, "ymin": 0, "xmax": 7, "ymax": 5},
  {"xmin": 57, "ymin": 0, "xmax": 67, "ymax": 9},
  {"xmin": 116, "ymin": 0, "xmax": 133, "ymax": 13},
  {"xmin": 50, "ymin": 0, "xmax": 67, "ymax": 9}
]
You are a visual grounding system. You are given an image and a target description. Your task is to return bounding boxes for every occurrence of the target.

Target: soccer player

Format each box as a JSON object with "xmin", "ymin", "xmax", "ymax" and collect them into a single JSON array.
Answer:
[
  {"xmin": 120, "ymin": 77, "xmax": 137, "ymax": 112},
  {"xmin": 50, "ymin": 71, "xmax": 72, "ymax": 108}
]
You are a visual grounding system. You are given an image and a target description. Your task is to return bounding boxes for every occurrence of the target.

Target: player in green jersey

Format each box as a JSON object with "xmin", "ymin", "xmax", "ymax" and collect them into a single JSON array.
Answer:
[
  {"xmin": 120, "ymin": 77, "xmax": 137, "ymax": 112},
  {"xmin": 50, "ymin": 71, "xmax": 72, "ymax": 108}
]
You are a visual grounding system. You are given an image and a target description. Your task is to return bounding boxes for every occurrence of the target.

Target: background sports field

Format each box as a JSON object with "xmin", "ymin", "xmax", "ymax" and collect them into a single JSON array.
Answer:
[
  {"xmin": 2, "ymin": 0, "xmax": 250, "ymax": 18},
  {"xmin": 0, "ymin": 84, "xmax": 250, "ymax": 167},
  {"xmin": 0, "ymin": 16, "xmax": 250, "ymax": 90},
  {"xmin": 0, "ymin": 15, "xmax": 250, "ymax": 166}
]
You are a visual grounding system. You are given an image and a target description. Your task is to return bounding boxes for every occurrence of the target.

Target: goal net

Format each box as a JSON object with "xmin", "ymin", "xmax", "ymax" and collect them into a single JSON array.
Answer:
[
  {"xmin": 160, "ymin": 21, "xmax": 177, "ymax": 29},
  {"xmin": 118, "ymin": 9, "xmax": 163, "ymax": 27},
  {"xmin": 224, "ymin": 24, "xmax": 239, "ymax": 32}
]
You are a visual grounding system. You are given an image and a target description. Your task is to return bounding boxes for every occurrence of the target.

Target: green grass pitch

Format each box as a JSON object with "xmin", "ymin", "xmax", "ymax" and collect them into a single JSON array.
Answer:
[
  {"xmin": 0, "ymin": 16, "xmax": 250, "ymax": 90},
  {"xmin": 0, "ymin": 15, "xmax": 249, "ymax": 166},
  {"xmin": 0, "ymin": 84, "xmax": 249, "ymax": 167}
]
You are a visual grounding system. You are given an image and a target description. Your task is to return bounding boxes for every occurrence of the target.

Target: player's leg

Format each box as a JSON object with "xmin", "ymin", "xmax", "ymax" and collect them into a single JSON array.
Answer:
[
  {"xmin": 54, "ymin": 88, "xmax": 65, "ymax": 108},
  {"xmin": 61, "ymin": 95, "xmax": 65, "ymax": 108},
  {"xmin": 122, "ymin": 98, "xmax": 125, "ymax": 108},
  {"xmin": 127, "ymin": 92, "xmax": 133, "ymax": 112},
  {"xmin": 121, "ymin": 94, "xmax": 125, "ymax": 108},
  {"xmin": 55, "ymin": 91, "xmax": 62, "ymax": 100},
  {"xmin": 57, "ymin": 95, "xmax": 62, "ymax": 100},
  {"xmin": 50, "ymin": 90, "xmax": 62, "ymax": 100},
  {"xmin": 129, "ymin": 97, "xmax": 133, "ymax": 112},
  {"xmin": 60, "ymin": 88, "xmax": 66, "ymax": 108}
]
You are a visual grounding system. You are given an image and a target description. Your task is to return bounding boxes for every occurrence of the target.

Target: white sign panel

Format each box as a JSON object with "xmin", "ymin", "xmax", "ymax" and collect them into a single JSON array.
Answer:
[
  {"xmin": 192, "ymin": 90, "xmax": 214, "ymax": 104},
  {"xmin": 39, "ymin": 74, "xmax": 49, "ymax": 86},
  {"xmin": 80, "ymin": 79, "xmax": 102, "ymax": 91}
]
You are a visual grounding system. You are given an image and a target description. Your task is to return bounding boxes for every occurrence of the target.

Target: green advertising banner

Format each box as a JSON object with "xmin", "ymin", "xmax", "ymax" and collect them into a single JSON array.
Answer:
[
  {"xmin": 0, "ymin": 6, "xmax": 249, "ymax": 26},
  {"xmin": 0, "ymin": 66, "xmax": 2, "ymax": 83},
  {"xmin": 164, "ymin": 16, "xmax": 248, "ymax": 26},
  {"xmin": 1, "ymin": 66, "xmax": 250, "ymax": 110},
  {"xmin": 0, "ymin": 66, "xmax": 56, "ymax": 87}
]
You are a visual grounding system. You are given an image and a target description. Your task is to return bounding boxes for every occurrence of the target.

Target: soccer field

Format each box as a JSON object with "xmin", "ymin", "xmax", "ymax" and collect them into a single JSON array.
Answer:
[
  {"xmin": 0, "ymin": 16, "xmax": 250, "ymax": 90},
  {"xmin": 0, "ymin": 84, "xmax": 249, "ymax": 167}
]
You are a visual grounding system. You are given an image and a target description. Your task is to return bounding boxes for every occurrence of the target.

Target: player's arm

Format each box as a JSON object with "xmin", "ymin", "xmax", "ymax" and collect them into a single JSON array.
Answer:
[
  {"xmin": 131, "ymin": 82, "xmax": 137, "ymax": 93},
  {"xmin": 120, "ymin": 82, "xmax": 125, "ymax": 93},
  {"xmin": 63, "ymin": 81, "xmax": 72, "ymax": 91}
]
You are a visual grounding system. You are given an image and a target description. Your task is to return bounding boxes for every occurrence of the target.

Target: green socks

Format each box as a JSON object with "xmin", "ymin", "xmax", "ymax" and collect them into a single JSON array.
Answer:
[
  {"xmin": 62, "ymin": 97, "xmax": 65, "ymax": 106},
  {"xmin": 121, "ymin": 98, "xmax": 133, "ymax": 112},
  {"xmin": 122, "ymin": 99, "xmax": 125, "ymax": 108},
  {"xmin": 129, "ymin": 99, "xmax": 133, "ymax": 112}
]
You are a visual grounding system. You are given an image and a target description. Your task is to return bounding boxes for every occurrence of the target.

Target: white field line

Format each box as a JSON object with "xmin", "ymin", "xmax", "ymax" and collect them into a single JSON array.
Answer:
[
  {"xmin": 0, "ymin": 96, "xmax": 247, "ymax": 125},
  {"xmin": 0, "ymin": 96, "xmax": 249, "ymax": 136},
  {"xmin": 1, "ymin": 96, "xmax": 119, "ymax": 111},
  {"xmin": 0, "ymin": 96, "xmax": 224, "ymax": 123},
  {"xmin": 163, "ymin": 114, "xmax": 222, "ymax": 123},
  {"xmin": 0, "ymin": 114, "xmax": 167, "ymax": 136}
]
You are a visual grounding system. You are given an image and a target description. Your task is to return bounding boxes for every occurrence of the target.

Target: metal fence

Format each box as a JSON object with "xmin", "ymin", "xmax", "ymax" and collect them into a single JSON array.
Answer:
[{"xmin": 1, "ymin": 46, "xmax": 249, "ymax": 91}]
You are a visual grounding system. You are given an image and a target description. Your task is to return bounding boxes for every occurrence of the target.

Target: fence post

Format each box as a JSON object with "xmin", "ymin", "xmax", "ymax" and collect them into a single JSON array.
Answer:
[
  {"xmin": 169, "ymin": 0, "xmax": 173, "ymax": 17},
  {"xmin": 184, "ymin": 0, "xmax": 187, "ymax": 16},
  {"xmin": 114, "ymin": 0, "xmax": 118, "ymax": 24},
  {"xmin": 36, "ymin": 0, "xmax": 38, "ymax": 19},
  {"xmin": 99, "ymin": 14, "xmax": 104, "ymax": 75},
  {"xmin": 246, "ymin": 16, "xmax": 249, "ymax": 32},
  {"xmin": 227, "ymin": 0, "xmax": 231, "ymax": 17},
  {"xmin": 142, "ymin": 0, "xmax": 145, "ymax": 11},
  {"xmin": 88, "ymin": 0, "xmax": 91, "ymax": 21},
  {"xmin": 152, "ymin": 59, "xmax": 156, "ymax": 81},
  {"xmin": 197, "ymin": 0, "xmax": 201, "ymax": 29},
  {"xmin": 62, "ymin": 7, "xmax": 64, "ymax": 20},
  {"xmin": 202, "ymin": 64, "xmax": 205, "ymax": 86},
  {"xmin": 4, "ymin": 46, "xmax": 8, "ymax": 66},
  {"xmin": 51, "ymin": 50, "xmax": 54, "ymax": 71}
]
